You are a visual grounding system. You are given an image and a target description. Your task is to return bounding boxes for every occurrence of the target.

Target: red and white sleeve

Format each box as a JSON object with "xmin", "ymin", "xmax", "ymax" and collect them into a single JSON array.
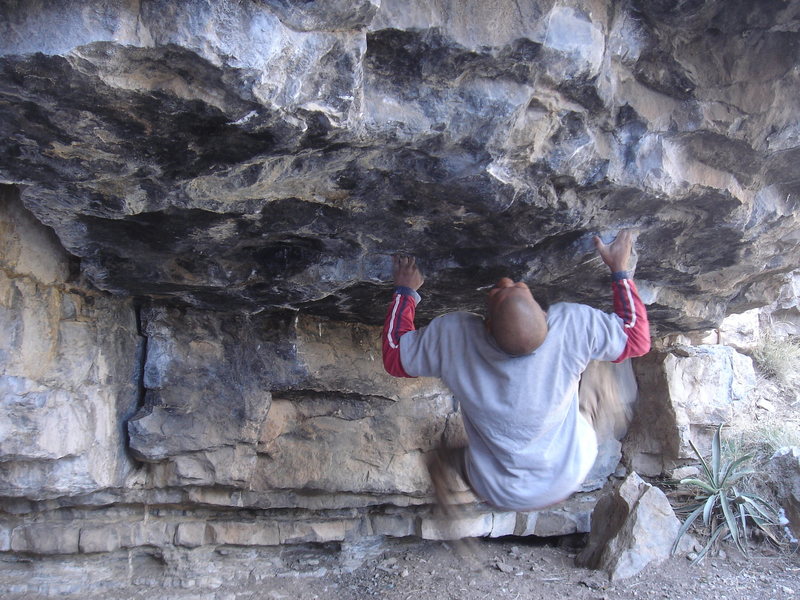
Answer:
[
  {"xmin": 382, "ymin": 287, "xmax": 420, "ymax": 378},
  {"xmin": 611, "ymin": 273, "xmax": 651, "ymax": 362}
]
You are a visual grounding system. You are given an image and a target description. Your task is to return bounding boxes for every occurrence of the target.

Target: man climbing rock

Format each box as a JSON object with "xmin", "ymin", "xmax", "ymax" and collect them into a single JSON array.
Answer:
[{"xmin": 382, "ymin": 230, "xmax": 650, "ymax": 511}]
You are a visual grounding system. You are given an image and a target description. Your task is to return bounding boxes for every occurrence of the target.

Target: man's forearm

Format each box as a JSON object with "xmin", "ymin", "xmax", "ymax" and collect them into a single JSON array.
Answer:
[
  {"xmin": 610, "ymin": 271, "xmax": 651, "ymax": 362},
  {"xmin": 382, "ymin": 287, "xmax": 420, "ymax": 377}
]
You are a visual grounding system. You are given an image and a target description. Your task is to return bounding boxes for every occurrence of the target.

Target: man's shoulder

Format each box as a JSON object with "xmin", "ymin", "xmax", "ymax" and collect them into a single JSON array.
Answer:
[
  {"xmin": 401, "ymin": 311, "xmax": 483, "ymax": 358},
  {"xmin": 547, "ymin": 301, "xmax": 616, "ymax": 326},
  {"xmin": 549, "ymin": 301, "xmax": 606, "ymax": 313},
  {"xmin": 430, "ymin": 311, "xmax": 483, "ymax": 329},
  {"xmin": 547, "ymin": 301, "xmax": 593, "ymax": 317}
]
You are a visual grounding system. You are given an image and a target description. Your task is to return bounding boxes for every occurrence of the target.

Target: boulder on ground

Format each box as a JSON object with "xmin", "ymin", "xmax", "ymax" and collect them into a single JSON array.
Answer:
[
  {"xmin": 767, "ymin": 446, "xmax": 800, "ymax": 539},
  {"xmin": 576, "ymin": 472, "xmax": 692, "ymax": 581}
]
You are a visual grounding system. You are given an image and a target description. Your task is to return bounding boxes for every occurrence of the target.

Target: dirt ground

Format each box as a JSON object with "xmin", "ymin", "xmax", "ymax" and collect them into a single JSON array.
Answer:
[
  {"xmin": 7, "ymin": 534, "xmax": 796, "ymax": 600},
  {"xmin": 247, "ymin": 536, "xmax": 800, "ymax": 600}
]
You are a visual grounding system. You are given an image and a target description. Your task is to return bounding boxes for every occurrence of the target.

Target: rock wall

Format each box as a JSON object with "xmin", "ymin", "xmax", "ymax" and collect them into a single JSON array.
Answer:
[
  {"xmin": 1, "ymin": 0, "xmax": 799, "ymax": 592},
  {"xmin": 1, "ymin": 186, "xmax": 613, "ymax": 591},
  {"xmin": 624, "ymin": 343, "xmax": 756, "ymax": 477},
  {"xmin": 0, "ymin": 179, "xmax": 769, "ymax": 592},
  {"xmin": 0, "ymin": 185, "xmax": 141, "ymax": 501},
  {"xmin": 1, "ymin": 0, "xmax": 800, "ymax": 331}
]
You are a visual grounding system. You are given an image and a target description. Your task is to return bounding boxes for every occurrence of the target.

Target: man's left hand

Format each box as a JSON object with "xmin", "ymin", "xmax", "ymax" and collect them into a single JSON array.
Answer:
[{"xmin": 393, "ymin": 255, "xmax": 424, "ymax": 290}]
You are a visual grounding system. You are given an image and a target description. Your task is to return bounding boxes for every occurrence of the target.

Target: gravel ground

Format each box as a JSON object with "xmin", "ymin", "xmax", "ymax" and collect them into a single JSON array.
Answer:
[
  {"xmin": 259, "ymin": 536, "xmax": 800, "ymax": 600},
  {"xmin": 4, "ymin": 534, "xmax": 798, "ymax": 600}
]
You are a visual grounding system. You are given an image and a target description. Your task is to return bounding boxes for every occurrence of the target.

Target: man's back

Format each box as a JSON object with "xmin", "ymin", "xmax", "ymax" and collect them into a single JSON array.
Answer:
[
  {"xmin": 381, "ymin": 232, "xmax": 651, "ymax": 510},
  {"xmin": 398, "ymin": 302, "xmax": 628, "ymax": 510}
]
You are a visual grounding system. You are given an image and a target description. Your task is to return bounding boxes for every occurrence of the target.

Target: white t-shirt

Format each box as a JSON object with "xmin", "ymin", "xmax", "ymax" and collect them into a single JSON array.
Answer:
[{"xmin": 399, "ymin": 302, "xmax": 628, "ymax": 511}]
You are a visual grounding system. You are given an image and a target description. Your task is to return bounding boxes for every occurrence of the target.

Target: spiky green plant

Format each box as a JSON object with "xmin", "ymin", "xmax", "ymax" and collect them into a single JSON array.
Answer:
[{"xmin": 672, "ymin": 424, "xmax": 780, "ymax": 563}]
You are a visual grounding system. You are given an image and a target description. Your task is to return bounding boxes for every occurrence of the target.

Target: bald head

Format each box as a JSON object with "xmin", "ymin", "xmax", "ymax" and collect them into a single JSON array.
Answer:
[{"xmin": 486, "ymin": 278, "xmax": 548, "ymax": 357}]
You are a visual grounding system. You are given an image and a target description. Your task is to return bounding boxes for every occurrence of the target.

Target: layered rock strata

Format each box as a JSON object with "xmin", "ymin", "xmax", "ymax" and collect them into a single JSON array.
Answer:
[
  {"xmin": 1, "ymin": 0, "xmax": 800, "ymax": 591},
  {"xmin": 1, "ymin": 0, "xmax": 799, "ymax": 331},
  {"xmin": 0, "ymin": 186, "xmax": 604, "ymax": 575}
]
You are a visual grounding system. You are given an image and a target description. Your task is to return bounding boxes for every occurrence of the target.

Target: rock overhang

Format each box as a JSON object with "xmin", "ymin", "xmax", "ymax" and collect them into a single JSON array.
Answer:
[{"xmin": 1, "ymin": 0, "xmax": 799, "ymax": 333}]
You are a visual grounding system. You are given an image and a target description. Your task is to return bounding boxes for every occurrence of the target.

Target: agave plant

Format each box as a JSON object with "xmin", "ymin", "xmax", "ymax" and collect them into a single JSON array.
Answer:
[{"xmin": 672, "ymin": 424, "xmax": 780, "ymax": 563}]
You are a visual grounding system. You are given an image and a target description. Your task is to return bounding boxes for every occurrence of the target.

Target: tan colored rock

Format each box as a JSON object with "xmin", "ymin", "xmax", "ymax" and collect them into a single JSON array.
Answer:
[
  {"xmin": 0, "ymin": 190, "xmax": 141, "ymax": 500},
  {"xmin": 295, "ymin": 315, "xmax": 442, "ymax": 402},
  {"xmin": 0, "ymin": 186, "xmax": 69, "ymax": 285},
  {"xmin": 489, "ymin": 512, "xmax": 517, "ymax": 537},
  {"xmin": 209, "ymin": 521, "xmax": 280, "ymax": 546},
  {"xmin": 767, "ymin": 447, "xmax": 800, "ymax": 538},
  {"xmin": 369, "ymin": 513, "xmax": 416, "ymax": 538},
  {"xmin": 79, "ymin": 525, "xmax": 123, "ymax": 553},
  {"xmin": 624, "ymin": 345, "xmax": 755, "ymax": 476},
  {"xmin": 278, "ymin": 520, "xmax": 357, "ymax": 544},
  {"xmin": 128, "ymin": 520, "xmax": 175, "ymax": 548},
  {"xmin": 253, "ymin": 392, "xmax": 450, "ymax": 497},
  {"xmin": 515, "ymin": 504, "xmax": 593, "ymax": 537},
  {"xmin": 171, "ymin": 444, "xmax": 259, "ymax": 488},
  {"xmin": 718, "ymin": 309, "xmax": 761, "ymax": 351},
  {"xmin": 669, "ymin": 465, "xmax": 700, "ymax": 481},
  {"xmin": 0, "ymin": 378, "xmax": 91, "ymax": 459},
  {"xmin": 576, "ymin": 472, "xmax": 691, "ymax": 580},
  {"xmin": 420, "ymin": 512, "xmax": 493, "ymax": 540},
  {"xmin": 174, "ymin": 522, "xmax": 212, "ymax": 548}
]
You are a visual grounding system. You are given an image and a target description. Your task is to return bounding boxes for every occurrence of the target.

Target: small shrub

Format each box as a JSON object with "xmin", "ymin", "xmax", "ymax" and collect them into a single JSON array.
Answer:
[
  {"xmin": 751, "ymin": 333, "xmax": 800, "ymax": 386},
  {"xmin": 722, "ymin": 418, "xmax": 800, "ymax": 469},
  {"xmin": 672, "ymin": 424, "xmax": 781, "ymax": 563}
]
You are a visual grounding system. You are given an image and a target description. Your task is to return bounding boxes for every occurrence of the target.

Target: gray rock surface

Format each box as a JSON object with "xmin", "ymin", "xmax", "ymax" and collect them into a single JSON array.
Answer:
[
  {"xmin": 576, "ymin": 471, "xmax": 692, "ymax": 581},
  {"xmin": 1, "ymin": 0, "xmax": 798, "ymax": 587},
  {"xmin": 624, "ymin": 344, "xmax": 755, "ymax": 476},
  {"xmin": 1, "ymin": 0, "xmax": 799, "ymax": 331},
  {"xmin": 767, "ymin": 446, "xmax": 800, "ymax": 538}
]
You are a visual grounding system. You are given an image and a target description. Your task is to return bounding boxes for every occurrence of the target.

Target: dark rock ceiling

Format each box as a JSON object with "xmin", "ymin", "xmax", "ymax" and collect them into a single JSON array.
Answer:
[{"xmin": 1, "ymin": 0, "xmax": 799, "ymax": 332}]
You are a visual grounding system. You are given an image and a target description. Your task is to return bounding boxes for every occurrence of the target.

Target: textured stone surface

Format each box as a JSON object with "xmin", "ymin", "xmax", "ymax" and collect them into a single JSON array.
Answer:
[
  {"xmin": 767, "ymin": 446, "xmax": 800, "ymax": 538},
  {"xmin": 576, "ymin": 472, "xmax": 692, "ymax": 581},
  {"xmin": 623, "ymin": 344, "xmax": 755, "ymax": 476},
  {"xmin": 124, "ymin": 297, "xmax": 454, "ymax": 496},
  {"xmin": 0, "ymin": 186, "xmax": 141, "ymax": 500},
  {"xmin": 1, "ymin": 0, "xmax": 799, "ymax": 332},
  {"xmin": 756, "ymin": 271, "xmax": 800, "ymax": 338},
  {"xmin": 2, "ymin": 0, "xmax": 799, "ymax": 585},
  {"xmin": 0, "ymin": 184, "xmax": 613, "ymax": 580},
  {"xmin": 124, "ymin": 302, "xmax": 631, "ymax": 501}
]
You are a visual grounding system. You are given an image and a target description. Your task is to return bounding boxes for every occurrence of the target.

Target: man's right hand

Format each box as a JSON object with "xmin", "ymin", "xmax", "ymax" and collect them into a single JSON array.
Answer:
[{"xmin": 393, "ymin": 255, "xmax": 424, "ymax": 291}]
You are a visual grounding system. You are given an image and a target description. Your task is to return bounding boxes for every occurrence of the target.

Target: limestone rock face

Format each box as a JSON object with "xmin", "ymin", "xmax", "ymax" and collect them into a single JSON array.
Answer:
[
  {"xmin": 1, "ymin": 187, "xmax": 610, "ymax": 573},
  {"xmin": 1, "ymin": 0, "xmax": 800, "ymax": 587},
  {"xmin": 768, "ymin": 447, "xmax": 800, "ymax": 538},
  {"xmin": 1, "ymin": 0, "xmax": 800, "ymax": 331},
  {"xmin": 0, "ymin": 186, "xmax": 141, "ymax": 500},
  {"xmin": 576, "ymin": 471, "xmax": 692, "ymax": 581},
  {"xmin": 623, "ymin": 344, "xmax": 755, "ymax": 476},
  {"xmin": 127, "ymin": 303, "xmax": 453, "ymax": 498}
]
